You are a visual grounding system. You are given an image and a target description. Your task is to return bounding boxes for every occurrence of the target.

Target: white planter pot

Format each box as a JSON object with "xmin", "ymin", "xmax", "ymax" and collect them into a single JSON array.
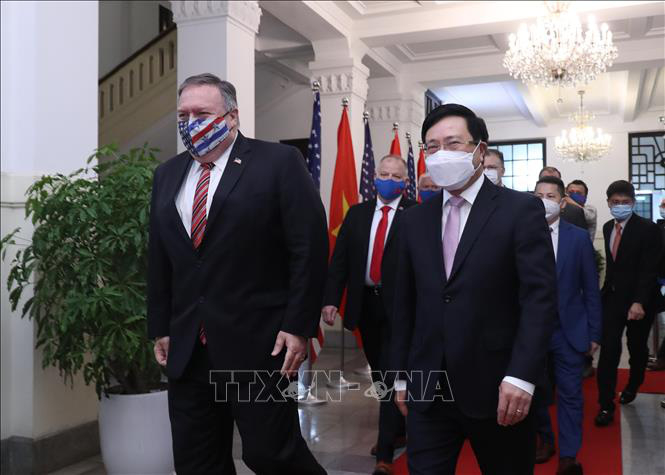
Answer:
[{"xmin": 99, "ymin": 389, "xmax": 175, "ymax": 474}]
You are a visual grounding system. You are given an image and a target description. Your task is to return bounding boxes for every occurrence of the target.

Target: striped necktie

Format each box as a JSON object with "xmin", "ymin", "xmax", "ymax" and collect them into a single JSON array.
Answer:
[
  {"xmin": 191, "ymin": 162, "xmax": 213, "ymax": 345},
  {"xmin": 191, "ymin": 162, "xmax": 214, "ymax": 249}
]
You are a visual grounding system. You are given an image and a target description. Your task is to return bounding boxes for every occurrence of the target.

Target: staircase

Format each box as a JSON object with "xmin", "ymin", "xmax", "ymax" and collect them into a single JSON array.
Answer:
[{"xmin": 98, "ymin": 26, "xmax": 177, "ymax": 150}]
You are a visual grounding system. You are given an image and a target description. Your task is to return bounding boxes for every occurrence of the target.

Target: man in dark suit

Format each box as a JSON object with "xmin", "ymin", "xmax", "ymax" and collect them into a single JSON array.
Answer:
[
  {"xmin": 595, "ymin": 181, "xmax": 664, "ymax": 426},
  {"xmin": 322, "ymin": 154, "xmax": 417, "ymax": 475},
  {"xmin": 392, "ymin": 104, "xmax": 558, "ymax": 475},
  {"xmin": 539, "ymin": 167, "xmax": 588, "ymax": 231},
  {"xmin": 147, "ymin": 73, "xmax": 328, "ymax": 474},
  {"xmin": 533, "ymin": 177, "xmax": 602, "ymax": 475}
]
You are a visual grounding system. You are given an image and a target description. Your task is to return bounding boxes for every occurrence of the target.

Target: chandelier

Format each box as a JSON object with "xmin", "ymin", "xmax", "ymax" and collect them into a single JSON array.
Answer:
[
  {"xmin": 555, "ymin": 90, "xmax": 611, "ymax": 162},
  {"xmin": 503, "ymin": 1, "xmax": 618, "ymax": 87}
]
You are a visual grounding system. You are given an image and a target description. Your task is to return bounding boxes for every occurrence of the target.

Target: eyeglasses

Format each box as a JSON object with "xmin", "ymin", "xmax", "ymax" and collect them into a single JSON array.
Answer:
[{"xmin": 425, "ymin": 140, "xmax": 477, "ymax": 154}]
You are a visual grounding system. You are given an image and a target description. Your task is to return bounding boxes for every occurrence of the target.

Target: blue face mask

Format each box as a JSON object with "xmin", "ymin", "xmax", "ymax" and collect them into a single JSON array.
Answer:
[
  {"xmin": 419, "ymin": 189, "xmax": 438, "ymax": 201},
  {"xmin": 569, "ymin": 192, "xmax": 587, "ymax": 206},
  {"xmin": 610, "ymin": 204, "xmax": 633, "ymax": 222},
  {"xmin": 375, "ymin": 178, "xmax": 405, "ymax": 201}
]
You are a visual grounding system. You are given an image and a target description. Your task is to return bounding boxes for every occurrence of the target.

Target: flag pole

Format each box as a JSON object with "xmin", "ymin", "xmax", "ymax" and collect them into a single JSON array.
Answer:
[
  {"xmin": 354, "ymin": 109, "xmax": 374, "ymax": 379},
  {"xmin": 327, "ymin": 97, "xmax": 360, "ymax": 391},
  {"xmin": 299, "ymin": 80, "xmax": 327, "ymax": 406}
]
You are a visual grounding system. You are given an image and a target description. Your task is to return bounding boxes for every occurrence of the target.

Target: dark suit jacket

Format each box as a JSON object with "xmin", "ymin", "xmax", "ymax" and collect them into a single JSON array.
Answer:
[
  {"xmin": 561, "ymin": 203, "xmax": 588, "ymax": 230},
  {"xmin": 602, "ymin": 214, "xmax": 663, "ymax": 314},
  {"xmin": 392, "ymin": 178, "xmax": 558, "ymax": 418},
  {"xmin": 556, "ymin": 219, "xmax": 602, "ymax": 352},
  {"xmin": 323, "ymin": 197, "xmax": 418, "ymax": 330},
  {"xmin": 147, "ymin": 133, "xmax": 329, "ymax": 379}
]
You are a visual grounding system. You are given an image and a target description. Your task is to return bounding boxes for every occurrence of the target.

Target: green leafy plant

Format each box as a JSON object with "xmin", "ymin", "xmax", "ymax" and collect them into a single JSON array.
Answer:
[{"xmin": 1, "ymin": 145, "xmax": 162, "ymax": 397}]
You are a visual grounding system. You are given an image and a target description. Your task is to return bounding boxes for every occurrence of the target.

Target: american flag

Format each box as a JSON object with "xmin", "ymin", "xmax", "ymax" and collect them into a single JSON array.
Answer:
[
  {"xmin": 306, "ymin": 85, "xmax": 324, "ymax": 364},
  {"xmin": 406, "ymin": 134, "xmax": 417, "ymax": 200},
  {"xmin": 306, "ymin": 89, "xmax": 322, "ymax": 189},
  {"xmin": 360, "ymin": 114, "xmax": 376, "ymax": 202}
]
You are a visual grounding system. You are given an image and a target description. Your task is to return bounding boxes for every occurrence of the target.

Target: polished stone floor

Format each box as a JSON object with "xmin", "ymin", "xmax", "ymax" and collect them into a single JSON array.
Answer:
[{"xmin": 50, "ymin": 338, "xmax": 665, "ymax": 475}]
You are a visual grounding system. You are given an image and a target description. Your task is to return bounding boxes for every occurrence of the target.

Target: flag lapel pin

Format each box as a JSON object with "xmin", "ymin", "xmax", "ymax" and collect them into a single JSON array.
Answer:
[{"xmin": 233, "ymin": 158, "xmax": 242, "ymax": 165}]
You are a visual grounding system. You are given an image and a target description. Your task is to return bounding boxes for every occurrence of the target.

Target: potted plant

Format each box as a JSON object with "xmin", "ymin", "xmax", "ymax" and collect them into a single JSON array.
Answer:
[{"xmin": 1, "ymin": 144, "xmax": 174, "ymax": 474}]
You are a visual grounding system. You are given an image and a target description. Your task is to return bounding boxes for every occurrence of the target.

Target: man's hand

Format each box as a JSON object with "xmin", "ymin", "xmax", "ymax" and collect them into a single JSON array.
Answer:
[
  {"xmin": 154, "ymin": 336, "xmax": 170, "ymax": 366},
  {"xmin": 627, "ymin": 302, "xmax": 645, "ymax": 321},
  {"xmin": 587, "ymin": 341, "xmax": 600, "ymax": 356},
  {"xmin": 321, "ymin": 305, "xmax": 339, "ymax": 326},
  {"xmin": 563, "ymin": 196, "xmax": 583, "ymax": 208},
  {"xmin": 497, "ymin": 381, "xmax": 532, "ymax": 426},
  {"xmin": 395, "ymin": 389, "xmax": 408, "ymax": 417},
  {"xmin": 272, "ymin": 331, "xmax": 307, "ymax": 378}
]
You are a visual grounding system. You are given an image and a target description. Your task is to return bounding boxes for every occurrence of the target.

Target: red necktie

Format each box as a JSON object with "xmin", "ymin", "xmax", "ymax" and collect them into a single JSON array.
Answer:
[
  {"xmin": 611, "ymin": 222, "xmax": 622, "ymax": 261},
  {"xmin": 191, "ymin": 162, "xmax": 213, "ymax": 344},
  {"xmin": 369, "ymin": 206, "xmax": 391, "ymax": 285}
]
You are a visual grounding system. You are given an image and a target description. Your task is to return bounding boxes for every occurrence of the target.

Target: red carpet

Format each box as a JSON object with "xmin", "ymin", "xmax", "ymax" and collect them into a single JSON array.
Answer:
[{"xmin": 394, "ymin": 369, "xmax": 664, "ymax": 474}]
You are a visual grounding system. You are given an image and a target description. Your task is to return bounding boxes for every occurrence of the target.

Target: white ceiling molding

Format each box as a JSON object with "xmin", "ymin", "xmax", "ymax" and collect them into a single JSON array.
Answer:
[
  {"xmin": 394, "ymin": 42, "xmax": 500, "ymax": 61},
  {"xmin": 622, "ymin": 69, "xmax": 646, "ymax": 122}
]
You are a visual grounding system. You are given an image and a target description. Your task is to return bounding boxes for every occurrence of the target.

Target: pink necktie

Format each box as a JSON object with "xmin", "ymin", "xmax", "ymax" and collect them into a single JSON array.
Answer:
[{"xmin": 443, "ymin": 196, "xmax": 465, "ymax": 278}]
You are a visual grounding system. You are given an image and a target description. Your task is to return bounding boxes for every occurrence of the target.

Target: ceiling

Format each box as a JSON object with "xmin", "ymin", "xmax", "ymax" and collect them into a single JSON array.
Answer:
[{"xmin": 257, "ymin": 1, "xmax": 665, "ymax": 125}]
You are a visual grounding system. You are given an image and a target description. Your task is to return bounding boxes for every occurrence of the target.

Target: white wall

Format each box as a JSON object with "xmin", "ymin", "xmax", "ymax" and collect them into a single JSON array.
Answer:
[
  {"xmin": 1, "ymin": 0, "xmax": 100, "ymax": 440},
  {"xmin": 487, "ymin": 111, "xmax": 664, "ymax": 244},
  {"xmin": 99, "ymin": 0, "xmax": 162, "ymax": 77}
]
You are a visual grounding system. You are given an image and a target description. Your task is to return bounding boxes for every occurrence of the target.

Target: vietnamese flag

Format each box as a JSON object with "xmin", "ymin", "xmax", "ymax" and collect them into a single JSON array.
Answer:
[
  {"xmin": 328, "ymin": 105, "xmax": 359, "ymax": 255},
  {"xmin": 417, "ymin": 143, "xmax": 426, "ymax": 179},
  {"xmin": 329, "ymin": 105, "xmax": 363, "ymax": 348},
  {"xmin": 389, "ymin": 127, "xmax": 401, "ymax": 156}
]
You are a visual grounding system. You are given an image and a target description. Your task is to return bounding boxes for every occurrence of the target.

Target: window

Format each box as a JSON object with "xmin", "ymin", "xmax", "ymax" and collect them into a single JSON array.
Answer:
[
  {"xmin": 629, "ymin": 132, "xmax": 665, "ymax": 191},
  {"xmin": 488, "ymin": 139, "xmax": 546, "ymax": 192},
  {"xmin": 629, "ymin": 132, "xmax": 665, "ymax": 220},
  {"xmin": 425, "ymin": 90, "xmax": 442, "ymax": 115}
]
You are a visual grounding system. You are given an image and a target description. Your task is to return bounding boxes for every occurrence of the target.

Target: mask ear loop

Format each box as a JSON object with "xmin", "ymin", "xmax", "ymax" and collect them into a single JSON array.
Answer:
[{"xmin": 472, "ymin": 141, "xmax": 485, "ymax": 174}]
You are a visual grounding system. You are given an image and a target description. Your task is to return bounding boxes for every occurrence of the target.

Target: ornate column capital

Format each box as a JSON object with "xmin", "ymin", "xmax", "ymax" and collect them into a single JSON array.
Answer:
[
  {"xmin": 171, "ymin": 1, "xmax": 261, "ymax": 34},
  {"xmin": 309, "ymin": 62, "xmax": 369, "ymax": 102}
]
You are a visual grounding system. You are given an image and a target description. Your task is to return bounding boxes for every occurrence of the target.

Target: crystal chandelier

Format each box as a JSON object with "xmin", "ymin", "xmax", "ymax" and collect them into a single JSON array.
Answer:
[
  {"xmin": 503, "ymin": 1, "xmax": 618, "ymax": 87},
  {"xmin": 555, "ymin": 90, "xmax": 611, "ymax": 162}
]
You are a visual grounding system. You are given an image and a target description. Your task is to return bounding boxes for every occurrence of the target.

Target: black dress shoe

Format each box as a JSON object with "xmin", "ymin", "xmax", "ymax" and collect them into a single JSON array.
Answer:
[
  {"xmin": 620, "ymin": 389, "xmax": 637, "ymax": 405},
  {"xmin": 594, "ymin": 409, "xmax": 614, "ymax": 427},
  {"xmin": 557, "ymin": 457, "xmax": 583, "ymax": 475}
]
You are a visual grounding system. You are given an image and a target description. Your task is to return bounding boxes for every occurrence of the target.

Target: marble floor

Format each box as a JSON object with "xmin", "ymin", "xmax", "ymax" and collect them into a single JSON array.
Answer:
[{"xmin": 50, "ymin": 339, "xmax": 664, "ymax": 475}]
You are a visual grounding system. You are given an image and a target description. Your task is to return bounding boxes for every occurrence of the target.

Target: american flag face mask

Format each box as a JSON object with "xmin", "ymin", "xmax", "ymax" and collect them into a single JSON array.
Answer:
[{"xmin": 178, "ymin": 112, "xmax": 231, "ymax": 158}]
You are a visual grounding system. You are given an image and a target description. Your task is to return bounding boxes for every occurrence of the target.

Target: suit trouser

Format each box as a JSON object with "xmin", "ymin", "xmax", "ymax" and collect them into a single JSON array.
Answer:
[
  {"xmin": 357, "ymin": 287, "xmax": 406, "ymax": 463},
  {"xmin": 535, "ymin": 328, "xmax": 585, "ymax": 458},
  {"xmin": 406, "ymin": 396, "xmax": 536, "ymax": 475},
  {"xmin": 168, "ymin": 340, "xmax": 327, "ymax": 475},
  {"xmin": 597, "ymin": 293, "xmax": 657, "ymax": 412}
]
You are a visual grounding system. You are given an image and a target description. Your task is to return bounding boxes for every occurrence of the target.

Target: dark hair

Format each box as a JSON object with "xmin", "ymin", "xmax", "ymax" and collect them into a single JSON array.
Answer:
[
  {"xmin": 177, "ymin": 73, "xmax": 238, "ymax": 111},
  {"xmin": 421, "ymin": 103, "xmax": 489, "ymax": 144},
  {"xmin": 539, "ymin": 166, "xmax": 561, "ymax": 179},
  {"xmin": 536, "ymin": 176, "xmax": 565, "ymax": 198},
  {"xmin": 486, "ymin": 148, "xmax": 504, "ymax": 163},
  {"xmin": 567, "ymin": 179, "xmax": 589, "ymax": 196},
  {"xmin": 606, "ymin": 180, "xmax": 635, "ymax": 200}
]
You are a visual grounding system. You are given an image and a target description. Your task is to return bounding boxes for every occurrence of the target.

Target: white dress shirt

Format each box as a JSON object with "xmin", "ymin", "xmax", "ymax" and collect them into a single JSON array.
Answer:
[
  {"xmin": 395, "ymin": 175, "xmax": 535, "ymax": 396},
  {"xmin": 550, "ymin": 218, "xmax": 560, "ymax": 261},
  {"xmin": 365, "ymin": 195, "xmax": 403, "ymax": 285},
  {"xmin": 609, "ymin": 213, "xmax": 632, "ymax": 252},
  {"xmin": 174, "ymin": 134, "xmax": 237, "ymax": 235}
]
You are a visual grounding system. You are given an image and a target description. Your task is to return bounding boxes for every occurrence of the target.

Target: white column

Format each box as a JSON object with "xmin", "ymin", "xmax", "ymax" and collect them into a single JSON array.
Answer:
[
  {"xmin": 1, "ymin": 0, "xmax": 99, "ymax": 442},
  {"xmin": 366, "ymin": 77, "xmax": 426, "ymax": 163},
  {"xmin": 171, "ymin": 0, "xmax": 261, "ymax": 141},
  {"xmin": 309, "ymin": 58, "xmax": 369, "ymax": 214}
]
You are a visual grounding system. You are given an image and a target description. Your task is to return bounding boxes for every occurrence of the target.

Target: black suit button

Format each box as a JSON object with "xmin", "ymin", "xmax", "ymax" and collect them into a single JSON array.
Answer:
[
  {"xmin": 199, "ymin": 296, "xmax": 205, "ymax": 304},
  {"xmin": 196, "ymin": 259, "xmax": 203, "ymax": 268},
  {"xmin": 443, "ymin": 295, "xmax": 452, "ymax": 303}
]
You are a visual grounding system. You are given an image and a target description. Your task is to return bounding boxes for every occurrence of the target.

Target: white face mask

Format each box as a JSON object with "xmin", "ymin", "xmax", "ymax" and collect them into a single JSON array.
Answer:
[
  {"xmin": 484, "ymin": 168, "xmax": 500, "ymax": 185},
  {"xmin": 542, "ymin": 198, "xmax": 561, "ymax": 222},
  {"xmin": 426, "ymin": 142, "xmax": 482, "ymax": 191}
]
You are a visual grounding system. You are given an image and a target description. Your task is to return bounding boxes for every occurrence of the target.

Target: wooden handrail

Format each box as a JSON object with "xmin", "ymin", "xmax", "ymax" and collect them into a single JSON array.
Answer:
[{"xmin": 99, "ymin": 25, "xmax": 176, "ymax": 84}]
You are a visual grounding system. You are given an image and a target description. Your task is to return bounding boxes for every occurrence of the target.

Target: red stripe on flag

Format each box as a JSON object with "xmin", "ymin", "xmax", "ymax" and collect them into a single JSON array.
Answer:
[{"xmin": 192, "ymin": 116, "xmax": 224, "ymax": 143}]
